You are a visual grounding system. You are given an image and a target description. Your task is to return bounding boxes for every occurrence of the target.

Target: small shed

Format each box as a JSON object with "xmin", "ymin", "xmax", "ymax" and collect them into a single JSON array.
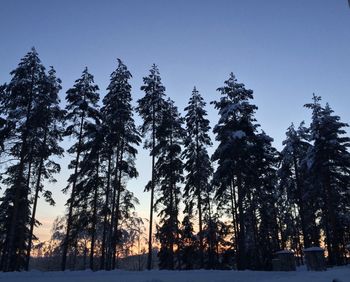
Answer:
[
  {"xmin": 272, "ymin": 250, "xmax": 296, "ymax": 271},
  {"xmin": 303, "ymin": 247, "xmax": 326, "ymax": 271}
]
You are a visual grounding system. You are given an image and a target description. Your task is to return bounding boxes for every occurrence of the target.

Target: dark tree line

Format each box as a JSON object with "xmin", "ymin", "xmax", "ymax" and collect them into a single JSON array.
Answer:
[{"xmin": 0, "ymin": 48, "xmax": 349, "ymax": 272}]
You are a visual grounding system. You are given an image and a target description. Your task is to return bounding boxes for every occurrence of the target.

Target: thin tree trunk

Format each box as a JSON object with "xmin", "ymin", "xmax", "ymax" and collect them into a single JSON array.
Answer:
[
  {"xmin": 25, "ymin": 130, "xmax": 48, "ymax": 270},
  {"xmin": 236, "ymin": 172, "xmax": 246, "ymax": 270},
  {"xmin": 89, "ymin": 153, "xmax": 100, "ymax": 270},
  {"xmin": 61, "ymin": 112, "xmax": 85, "ymax": 271},
  {"xmin": 100, "ymin": 155, "xmax": 112, "ymax": 270},
  {"xmin": 232, "ymin": 180, "xmax": 240, "ymax": 250},
  {"xmin": 26, "ymin": 161, "xmax": 33, "ymax": 198},
  {"xmin": 17, "ymin": 157, "xmax": 32, "ymax": 266},
  {"xmin": 169, "ymin": 170, "xmax": 174, "ymax": 270},
  {"xmin": 16, "ymin": 160, "xmax": 33, "ymax": 270},
  {"xmin": 112, "ymin": 142, "xmax": 124, "ymax": 269},
  {"xmin": 207, "ymin": 192, "xmax": 214, "ymax": 269},
  {"xmin": 169, "ymin": 133, "xmax": 176, "ymax": 270},
  {"xmin": 324, "ymin": 172, "xmax": 340, "ymax": 265},
  {"xmin": 195, "ymin": 119, "xmax": 204, "ymax": 269},
  {"xmin": 106, "ymin": 145, "xmax": 120, "ymax": 270},
  {"xmin": 198, "ymin": 194, "xmax": 204, "ymax": 268},
  {"xmin": 147, "ymin": 110, "xmax": 156, "ymax": 270},
  {"xmin": 83, "ymin": 240, "xmax": 87, "ymax": 269},
  {"xmin": 230, "ymin": 180, "xmax": 239, "ymax": 253},
  {"xmin": 72, "ymin": 240, "xmax": 78, "ymax": 270},
  {"xmin": 293, "ymin": 154, "xmax": 309, "ymax": 248}
]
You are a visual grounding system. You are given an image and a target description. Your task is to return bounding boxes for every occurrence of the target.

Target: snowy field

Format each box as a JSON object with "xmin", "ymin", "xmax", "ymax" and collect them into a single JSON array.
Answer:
[{"xmin": 0, "ymin": 267, "xmax": 349, "ymax": 282}]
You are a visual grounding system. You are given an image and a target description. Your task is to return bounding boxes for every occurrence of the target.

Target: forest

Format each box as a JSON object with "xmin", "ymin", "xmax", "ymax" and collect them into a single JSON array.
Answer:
[{"xmin": 0, "ymin": 48, "xmax": 349, "ymax": 272}]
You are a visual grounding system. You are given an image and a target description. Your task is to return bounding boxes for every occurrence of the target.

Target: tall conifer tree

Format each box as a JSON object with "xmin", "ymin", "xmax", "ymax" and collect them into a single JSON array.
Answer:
[
  {"xmin": 212, "ymin": 73, "xmax": 259, "ymax": 270},
  {"xmin": 305, "ymin": 95, "xmax": 350, "ymax": 265},
  {"xmin": 136, "ymin": 64, "xmax": 167, "ymax": 270},
  {"xmin": 25, "ymin": 67, "xmax": 65, "ymax": 269},
  {"xmin": 100, "ymin": 59, "xmax": 140, "ymax": 270},
  {"xmin": 182, "ymin": 87, "xmax": 212, "ymax": 268},
  {"xmin": 0, "ymin": 48, "xmax": 63, "ymax": 271},
  {"xmin": 279, "ymin": 122, "xmax": 319, "ymax": 252},
  {"xmin": 61, "ymin": 67, "xmax": 100, "ymax": 270},
  {"xmin": 154, "ymin": 99, "xmax": 184, "ymax": 270}
]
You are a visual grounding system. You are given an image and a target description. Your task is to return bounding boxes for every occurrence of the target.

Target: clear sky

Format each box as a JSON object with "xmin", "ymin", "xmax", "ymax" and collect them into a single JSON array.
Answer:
[{"xmin": 0, "ymin": 0, "xmax": 349, "ymax": 241}]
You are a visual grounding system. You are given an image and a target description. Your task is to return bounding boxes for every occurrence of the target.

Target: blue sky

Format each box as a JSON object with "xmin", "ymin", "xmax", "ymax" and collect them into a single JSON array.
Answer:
[{"xmin": 1, "ymin": 0, "xmax": 349, "ymax": 241}]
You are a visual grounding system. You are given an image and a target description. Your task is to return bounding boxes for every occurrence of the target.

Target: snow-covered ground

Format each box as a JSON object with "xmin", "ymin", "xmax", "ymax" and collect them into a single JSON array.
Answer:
[{"xmin": 1, "ymin": 267, "xmax": 349, "ymax": 282}]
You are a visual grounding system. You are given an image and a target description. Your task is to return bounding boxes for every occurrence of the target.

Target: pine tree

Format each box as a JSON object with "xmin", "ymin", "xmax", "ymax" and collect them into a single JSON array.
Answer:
[
  {"xmin": 154, "ymin": 99, "xmax": 184, "ymax": 270},
  {"xmin": 182, "ymin": 87, "xmax": 212, "ymax": 268},
  {"xmin": 136, "ymin": 64, "xmax": 167, "ymax": 270},
  {"xmin": 279, "ymin": 122, "xmax": 319, "ymax": 256},
  {"xmin": 202, "ymin": 212, "xmax": 231, "ymax": 269},
  {"xmin": 113, "ymin": 189, "xmax": 141, "ymax": 266},
  {"xmin": 61, "ymin": 67, "xmax": 100, "ymax": 270},
  {"xmin": 25, "ymin": 67, "xmax": 65, "ymax": 269},
  {"xmin": 0, "ymin": 48, "xmax": 44, "ymax": 271},
  {"xmin": 99, "ymin": 130, "xmax": 112, "ymax": 270},
  {"xmin": 305, "ymin": 95, "xmax": 350, "ymax": 265},
  {"xmin": 71, "ymin": 113, "xmax": 104, "ymax": 270},
  {"xmin": 251, "ymin": 131, "xmax": 280, "ymax": 270},
  {"xmin": 0, "ymin": 48, "xmax": 62, "ymax": 271},
  {"xmin": 211, "ymin": 73, "xmax": 259, "ymax": 270},
  {"xmin": 178, "ymin": 214, "xmax": 198, "ymax": 269},
  {"xmin": 100, "ymin": 59, "xmax": 140, "ymax": 270},
  {"xmin": 201, "ymin": 189, "xmax": 216, "ymax": 269}
]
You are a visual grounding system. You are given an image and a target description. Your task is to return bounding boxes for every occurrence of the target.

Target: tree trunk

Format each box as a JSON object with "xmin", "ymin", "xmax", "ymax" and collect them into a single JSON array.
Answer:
[
  {"xmin": 236, "ymin": 172, "xmax": 246, "ymax": 270},
  {"xmin": 112, "ymin": 142, "xmax": 124, "ymax": 269},
  {"xmin": 61, "ymin": 111, "xmax": 85, "ymax": 271},
  {"xmin": 206, "ymin": 190, "xmax": 214, "ymax": 269},
  {"xmin": 147, "ymin": 109, "xmax": 156, "ymax": 270},
  {"xmin": 89, "ymin": 153, "xmax": 100, "ymax": 270},
  {"xmin": 100, "ymin": 155, "xmax": 112, "ymax": 270},
  {"xmin": 25, "ymin": 129, "xmax": 48, "ymax": 270},
  {"xmin": 323, "ymin": 172, "xmax": 340, "ymax": 265},
  {"xmin": 293, "ymin": 154, "xmax": 310, "ymax": 248},
  {"xmin": 4, "ymin": 72, "xmax": 34, "ymax": 271},
  {"xmin": 195, "ymin": 119, "xmax": 204, "ymax": 269},
  {"xmin": 230, "ymin": 180, "xmax": 239, "ymax": 254},
  {"xmin": 106, "ymin": 144, "xmax": 120, "ymax": 270},
  {"xmin": 198, "ymin": 194, "xmax": 204, "ymax": 268}
]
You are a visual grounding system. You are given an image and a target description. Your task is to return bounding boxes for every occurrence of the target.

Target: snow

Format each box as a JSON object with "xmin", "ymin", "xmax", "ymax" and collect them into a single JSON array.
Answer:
[
  {"xmin": 303, "ymin": 247, "xmax": 324, "ymax": 252},
  {"xmin": 231, "ymin": 130, "xmax": 246, "ymax": 139},
  {"xmin": 275, "ymin": 249, "xmax": 294, "ymax": 254},
  {"xmin": 0, "ymin": 268, "xmax": 349, "ymax": 282},
  {"xmin": 219, "ymin": 103, "xmax": 241, "ymax": 121}
]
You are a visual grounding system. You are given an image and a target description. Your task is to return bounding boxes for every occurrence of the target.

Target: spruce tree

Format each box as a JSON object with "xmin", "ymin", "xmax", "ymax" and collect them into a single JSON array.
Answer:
[
  {"xmin": 113, "ymin": 189, "xmax": 141, "ymax": 265},
  {"xmin": 136, "ymin": 64, "xmax": 167, "ymax": 270},
  {"xmin": 212, "ymin": 73, "xmax": 259, "ymax": 270},
  {"xmin": 251, "ymin": 131, "xmax": 280, "ymax": 269},
  {"xmin": 0, "ymin": 48, "xmax": 44, "ymax": 271},
  {"xmin": 305, "ymin": 95, "xmax": 350, "ymax": 265},
  {"xmin": 178, "ymin": 214, "xmax": 198, "ymax": 269},
  {"xmin": 202, "ymin": 211, "xmax": 231, "ymax": 269},
  {"xmin": 61, "ymin": 67, "xmax": 100, "ymax": 270},
  {"xmin": 279, "ymin": 122, "xmax": 320, "ymax": 254},
  {"xmin": 182, "ymin": 87, "xmax": 212, "ymax": 268},
  {"xmin": 70, "ymin": 113, "xmax": 104, "ymax": 270},
  {"xmin": 0, "ymin": 48, "xmax": 62, "ymax": 271},
  {"xmin": 154, "ymin": 99, "xmax": 184, "ymax": 270},
  {"xmin": 100, "ymin": 59, "xmax": 140, "ymax": 270},
  {"xmin": 25, "ymin": 67, "xmax": 65, "ymax": 269}
]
